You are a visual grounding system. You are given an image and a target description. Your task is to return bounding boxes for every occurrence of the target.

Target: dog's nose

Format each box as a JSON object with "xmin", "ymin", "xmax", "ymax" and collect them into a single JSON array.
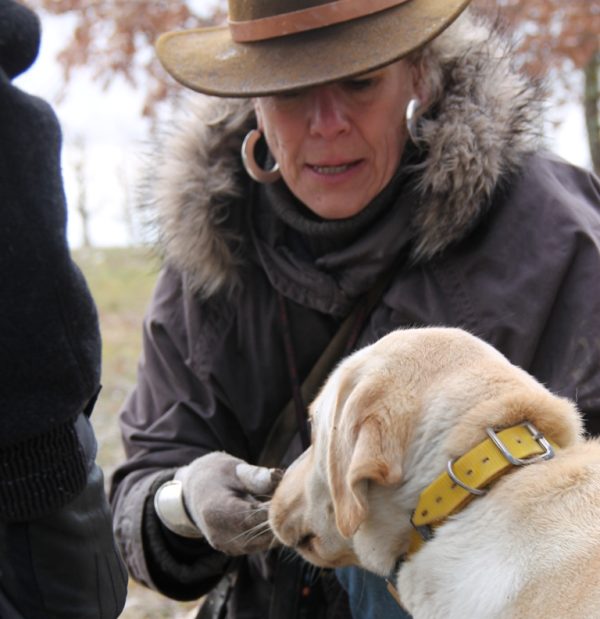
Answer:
[{"xmin": 297, "ymin": 533, "xmax": 315, "ymax": 552}]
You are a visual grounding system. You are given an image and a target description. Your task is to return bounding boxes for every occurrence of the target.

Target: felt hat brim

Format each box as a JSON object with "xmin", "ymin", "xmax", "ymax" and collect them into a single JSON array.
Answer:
[{"xmin": 156, "ymin": 0, "xmax": 472, "ymax": 97}]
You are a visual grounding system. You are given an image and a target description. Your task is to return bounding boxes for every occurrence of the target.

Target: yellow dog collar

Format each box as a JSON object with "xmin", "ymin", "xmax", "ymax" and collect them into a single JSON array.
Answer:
[{"xmin": 407, "ymin": 422, "xmax": 558, "ymax": 556}]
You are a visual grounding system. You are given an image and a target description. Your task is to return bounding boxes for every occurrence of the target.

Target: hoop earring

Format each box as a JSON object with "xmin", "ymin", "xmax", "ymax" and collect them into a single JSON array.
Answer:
[
  {"xmin": 406, "ymin": 98, "xmax": 422, "ymax": 145},
  {"xmin": 241, "ymin": 129, "xmax": 281, "ymax": 184}
]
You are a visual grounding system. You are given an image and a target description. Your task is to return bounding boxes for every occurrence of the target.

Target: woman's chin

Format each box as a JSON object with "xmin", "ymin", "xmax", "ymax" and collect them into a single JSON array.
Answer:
[
  {"xmin": 288, "ymin": 164, "xmax": 376, "ymax": 219},
  {"xmin": 298, "ymin": 189, "xmax": 372, "ymax": 220}
]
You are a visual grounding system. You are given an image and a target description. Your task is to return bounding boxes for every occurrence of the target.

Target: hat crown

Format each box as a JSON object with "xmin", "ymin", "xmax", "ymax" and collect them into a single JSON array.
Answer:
[
  {"xmin": 227, "ymin": 0, "xmax": 412, "ymax": 43},
  {"xmin": 229, "ymin": 0, "xmax": 329, "ymax": 22},
  {"xmin": 157, "ymin": 0, "xmax": 473, "ymax": 97}
]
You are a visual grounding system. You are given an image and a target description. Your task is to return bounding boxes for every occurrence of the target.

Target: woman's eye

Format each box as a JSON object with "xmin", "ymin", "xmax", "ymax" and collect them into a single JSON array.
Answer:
[
  {"xmin": 277, "ymin": 88, "xmax": 304, "ymax": 100},
  {"xmin": 345, "ymin": 78, "xmax": 375, "ymax": 91}
]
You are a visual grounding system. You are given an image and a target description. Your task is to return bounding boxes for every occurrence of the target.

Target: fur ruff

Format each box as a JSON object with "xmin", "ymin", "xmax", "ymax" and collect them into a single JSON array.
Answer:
[{"xmin": 143, "ymin": 11, "xmax": 544, "ymax": 297}]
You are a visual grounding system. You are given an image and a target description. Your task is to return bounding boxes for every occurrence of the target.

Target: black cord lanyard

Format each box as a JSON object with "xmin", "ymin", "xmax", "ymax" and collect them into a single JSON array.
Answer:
[{"xmin": 277, "ymin": 291, "xmax": 372, "ymax": 451}]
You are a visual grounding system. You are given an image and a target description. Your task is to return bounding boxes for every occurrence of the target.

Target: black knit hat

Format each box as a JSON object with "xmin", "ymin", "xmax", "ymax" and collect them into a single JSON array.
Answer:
[{"xmin": 0, "ymin": 0, "xmax": 41, "ymax": 78}]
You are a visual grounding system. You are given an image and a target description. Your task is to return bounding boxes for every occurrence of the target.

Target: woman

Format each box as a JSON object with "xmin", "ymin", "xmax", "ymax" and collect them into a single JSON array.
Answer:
[{"xmin": 110, "ymin": 1, "xmax": 600, "ymax": 618}]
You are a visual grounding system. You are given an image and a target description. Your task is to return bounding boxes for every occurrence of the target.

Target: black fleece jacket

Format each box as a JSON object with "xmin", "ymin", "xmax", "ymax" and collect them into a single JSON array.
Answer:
[{"xmin": 0, "ymin": 0, "xmax": 102, "ymax": 522}]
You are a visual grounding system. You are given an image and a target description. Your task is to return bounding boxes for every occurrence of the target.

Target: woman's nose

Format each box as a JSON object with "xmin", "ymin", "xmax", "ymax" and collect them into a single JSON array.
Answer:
[{"xmin": 308, "ymin": 86, "xmax": 351, "ymax": 140}]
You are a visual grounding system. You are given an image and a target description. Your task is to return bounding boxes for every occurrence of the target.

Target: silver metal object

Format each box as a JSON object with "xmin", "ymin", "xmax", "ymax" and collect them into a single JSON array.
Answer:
[
  {"xmin": 446, "ymin": 458, "xmax": 488, "ymax": 496},
  {"xmin": 241, "ymin": 129, "xmax": 281, "ymax": 184},
  {"xmin": 485, "ymin": 422, "xmax": 555, "ymax": 466},
  {"xmin": 153, "ymin": 479, "xmax": 204, "ymax": 539},
  {"xmin": 406, "ymin": 97, "xmax": 422, "ymax": 144}
]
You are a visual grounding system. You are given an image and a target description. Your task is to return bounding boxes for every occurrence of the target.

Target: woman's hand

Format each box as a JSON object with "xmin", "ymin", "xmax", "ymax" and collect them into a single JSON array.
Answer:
[{"xmin": 176, "ymin": 451, "xmax": 282, "ymax": 556}]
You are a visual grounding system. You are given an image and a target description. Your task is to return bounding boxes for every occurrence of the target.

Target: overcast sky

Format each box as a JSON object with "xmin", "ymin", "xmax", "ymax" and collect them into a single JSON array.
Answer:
[{"xmin": 15, "ymin": 10, "xmax": 593, "ymax": 249}]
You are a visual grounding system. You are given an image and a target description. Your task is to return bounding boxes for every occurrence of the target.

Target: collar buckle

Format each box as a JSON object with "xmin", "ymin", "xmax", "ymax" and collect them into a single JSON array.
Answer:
[{"xmin": 486, "ymin": 421, "xmax": 555, "ymax": 466}]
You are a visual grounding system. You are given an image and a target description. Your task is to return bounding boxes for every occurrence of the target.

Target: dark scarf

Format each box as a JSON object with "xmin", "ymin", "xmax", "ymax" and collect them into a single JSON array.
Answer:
[{"xmin": 250, "ymin": 164, "xmax": 418, "ymax": 317}]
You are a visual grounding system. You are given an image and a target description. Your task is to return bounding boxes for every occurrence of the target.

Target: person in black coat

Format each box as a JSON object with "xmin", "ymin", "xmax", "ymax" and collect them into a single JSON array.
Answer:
[{"xmin": 0, "ymin": 2, "xmax": 127, "ymax": 617}]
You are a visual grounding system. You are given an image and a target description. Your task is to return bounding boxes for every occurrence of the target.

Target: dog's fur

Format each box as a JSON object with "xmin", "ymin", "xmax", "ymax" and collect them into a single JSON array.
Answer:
[{"xmin": 269, "ymin": 327, "xmax": 600, "ymax": 618}]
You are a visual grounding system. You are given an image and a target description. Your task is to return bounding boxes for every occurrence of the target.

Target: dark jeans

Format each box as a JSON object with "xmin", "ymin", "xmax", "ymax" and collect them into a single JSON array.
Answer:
[
  {"xmin": 336, "ymin": 567, "xmax": 412, "ymax": 619},
  {"xmin": 0, "ymin": 415, "xmax": 127, "ymax": 619}
]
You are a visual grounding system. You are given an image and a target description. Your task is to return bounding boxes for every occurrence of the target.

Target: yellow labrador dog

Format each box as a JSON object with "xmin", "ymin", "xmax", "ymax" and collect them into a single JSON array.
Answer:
[{"xmin": 269, "ymin": 327, "xmax": 600, "ymax": 619}]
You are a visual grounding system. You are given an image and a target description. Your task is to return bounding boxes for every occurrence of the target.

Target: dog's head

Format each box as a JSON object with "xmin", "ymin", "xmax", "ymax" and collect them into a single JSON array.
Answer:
[
  {"xmin": 269, "ymin": 328, "xmax": 445, "ymax": 574},
  {"xmin": 269, "ymin": 328, "xmax": 583, "ymax": 575}
]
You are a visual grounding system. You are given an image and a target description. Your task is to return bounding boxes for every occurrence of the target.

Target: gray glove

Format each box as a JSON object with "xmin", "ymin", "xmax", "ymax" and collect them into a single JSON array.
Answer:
[{"xmin": 175, "ymin": 452, "xmax": 282, "ymax": 556}]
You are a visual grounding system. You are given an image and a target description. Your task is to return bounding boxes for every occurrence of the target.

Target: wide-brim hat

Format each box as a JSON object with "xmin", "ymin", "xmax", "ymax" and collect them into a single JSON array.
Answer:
[{"xmin": 156, "ymin": 0, "xmax": 472, "ymax": 98}]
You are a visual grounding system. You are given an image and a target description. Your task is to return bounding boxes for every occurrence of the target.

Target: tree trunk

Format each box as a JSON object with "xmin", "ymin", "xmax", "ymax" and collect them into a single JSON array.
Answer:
[
  {"xmin": 584, "ymin": 52, "xmax": 600, "ymax": 176},
  {"xmin": 73, "ymin": 137, "xmax": 92, "ymax": 248},
  {"xmin": 75, "ymin": 166, "xmax": 92, "ymax": 249}
]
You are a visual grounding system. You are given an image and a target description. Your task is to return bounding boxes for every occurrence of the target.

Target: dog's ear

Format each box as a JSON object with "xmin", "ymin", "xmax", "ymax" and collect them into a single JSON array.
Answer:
[{"xmin": 327, "ymin": 379, "xmax": 404, "ymax": 538}]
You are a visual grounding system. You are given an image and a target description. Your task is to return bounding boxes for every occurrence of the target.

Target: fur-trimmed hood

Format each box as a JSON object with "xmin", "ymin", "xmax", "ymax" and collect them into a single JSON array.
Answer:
[{"xmin": 144, "ymin": 10, "xmax": 544, "ymax": 297}]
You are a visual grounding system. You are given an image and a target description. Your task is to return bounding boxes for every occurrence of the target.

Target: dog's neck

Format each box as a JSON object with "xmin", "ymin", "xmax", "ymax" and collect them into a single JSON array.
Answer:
[
  {"xmin": 406, "ymin": 421, "xmax": 558, "ymax": 557},
  {"xmin": 399, "ymin": 387, "xmax": 581, "ymax": 512}
]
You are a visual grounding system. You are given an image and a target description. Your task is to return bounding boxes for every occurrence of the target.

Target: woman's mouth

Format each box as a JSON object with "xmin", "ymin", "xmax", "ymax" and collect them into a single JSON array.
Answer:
[{"xmin": 308, "ymin": 160, "xmax": 362, "ymax": 175}]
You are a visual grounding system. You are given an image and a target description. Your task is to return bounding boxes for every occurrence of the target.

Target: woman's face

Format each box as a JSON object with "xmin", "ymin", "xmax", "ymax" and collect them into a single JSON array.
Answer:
[{"xmin": 253, "ymin": 59, "xmax": 423, "ymax": 220}]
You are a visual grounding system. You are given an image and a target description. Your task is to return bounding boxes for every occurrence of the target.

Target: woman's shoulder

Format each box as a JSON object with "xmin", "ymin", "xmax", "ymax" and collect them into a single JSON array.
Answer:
[
  {"xmin": 143, "ymin": 265, "xmax": 236, "ymax": 359},
  {"xmin": 503, "ymin": 152, "xmax": 600, "ymax": 230}
]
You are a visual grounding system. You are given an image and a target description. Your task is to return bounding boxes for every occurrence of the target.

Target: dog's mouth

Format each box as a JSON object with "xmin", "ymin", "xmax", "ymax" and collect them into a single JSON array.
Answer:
[
  {"xmin": 297, "ymin": 533, "xmax": 316, "ymax": 554},
  {"xmin": 293, "ymin": 533, "xmax": 358, "ymax": 568}
]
